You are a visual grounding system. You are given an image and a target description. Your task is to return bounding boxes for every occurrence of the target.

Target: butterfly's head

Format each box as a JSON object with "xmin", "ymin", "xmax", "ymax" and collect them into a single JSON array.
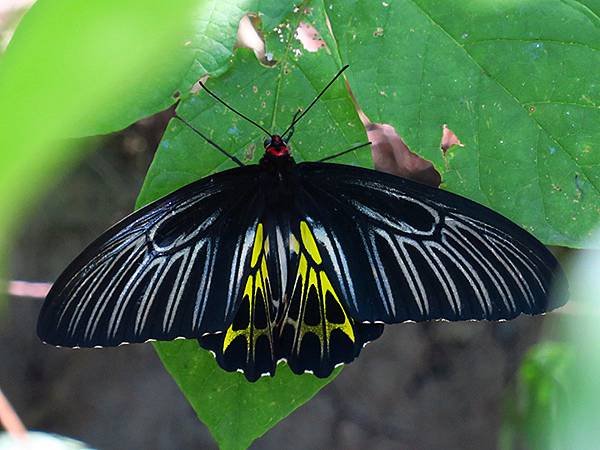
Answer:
[{"xmin": 264, "ymin": 135, "xmax": 290, "ymax": 158}]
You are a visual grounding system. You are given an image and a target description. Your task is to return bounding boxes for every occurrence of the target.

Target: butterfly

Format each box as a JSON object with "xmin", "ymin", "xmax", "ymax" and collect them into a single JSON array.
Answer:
[{"xmin": 38, "ymin": 66, "xmax": 567, "ymax": 381}]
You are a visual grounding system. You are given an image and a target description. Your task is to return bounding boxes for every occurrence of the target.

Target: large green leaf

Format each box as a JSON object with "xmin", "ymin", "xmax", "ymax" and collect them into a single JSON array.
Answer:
[
  {"xmin": 328, "ymin": 0, "xmax": 600, "ymax": 247},
  {"xmin": 135, "ymin": 5, "xmax": 365, "ymax": 449},
  {"xmin": 136, "ymin": 0, "xmax": 600, "ymax": 446}
]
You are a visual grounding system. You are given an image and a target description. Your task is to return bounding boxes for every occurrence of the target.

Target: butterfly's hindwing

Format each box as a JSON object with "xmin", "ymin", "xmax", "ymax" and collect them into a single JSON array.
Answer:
[
  {"xmin": 198, "ymin": 223, "xmax": 279, "ymax": 381},
  {"xmin": 279, "ymin": 220, "xmax": 384, "ymax": 378}
]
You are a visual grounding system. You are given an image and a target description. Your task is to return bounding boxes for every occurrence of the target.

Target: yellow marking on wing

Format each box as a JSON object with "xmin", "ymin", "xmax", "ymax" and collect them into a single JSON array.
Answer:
[
  {"xmin": 223, "ymin": 275, "xmax": 254, "ymax": 351},
  {"xmin": 223, "ymin": 223, "xmax": 274, "ymax": 359},
  {"xmin": 300, "ymin": 221, "xmax": 322, "ymax": 264},
  {"xmin": 295, "ymin": 266, "xmax": 324, "ymax": 354},
  {"xmin": 285, "ymin": 253, "xmax": 307, "ymax": 352},
  {"xmin": 294, "ymin": 268, "xmax": 355, "ymax": 350},
  {"xmin": 297, "ymin": 254, "xmax": 308, "ymax": 299},
  {"xmin": 290, "ymin": 233, "xmax": 300, "ymax": 254},
  {"xmin": 308, "ymin": 266, "xmax": 318, "ymax": 290},
  {"xmin": 320, "ymin": 271, "xmax": 355, "ymax": 342},
  {"xmin": 250, "ymin": 223, "xmax": 263, "ymax": 268},
  {"xmin": 288, "ymin": 221, "xmax": 357, "ymax": 358},
  {"xmin": 255, "ymin": 266, "xmax": 264, "ymax": 293},
  {"xmin": 244, "ymin": 272, "xmax": 254, "ymax": 299},
  {"xmin": 260, "ymin": 257, "xmax": 271, "ymax": 299}
]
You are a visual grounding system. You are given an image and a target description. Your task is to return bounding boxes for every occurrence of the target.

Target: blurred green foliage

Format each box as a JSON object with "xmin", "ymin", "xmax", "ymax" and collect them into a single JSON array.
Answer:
[
  {"xmin": 0, "ymin": 0, "xmax": 199, "ymax": 256},
  {"xmin": 502, "ymin": 234, "xmax": 600, "ymax": 450},
  {"xmin": 501, "ymin": 342, "xmax": 575, "ymax": 449}
]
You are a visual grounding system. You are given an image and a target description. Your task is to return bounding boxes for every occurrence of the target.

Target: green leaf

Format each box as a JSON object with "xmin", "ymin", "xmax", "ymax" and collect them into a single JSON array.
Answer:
[
  {"xmin": 328, "ymin": 0, "xmax": 600, "ymax": 247},
  {"xmin": 2, "ymin": 0, "xmax": 196, "ymax": 138},
  {"xmin": 135, "ymin": 5, "xmax": 365, "ymax": 449},
  {"xmin": 137, "ymin": 0, "xmax": 600, "ymax": 445}
]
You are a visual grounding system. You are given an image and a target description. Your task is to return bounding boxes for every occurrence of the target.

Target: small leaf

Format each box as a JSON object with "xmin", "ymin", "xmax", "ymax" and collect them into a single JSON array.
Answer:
[{"xmin": 505, "ymin": 343, "xmax": 575, "ymax": 450}]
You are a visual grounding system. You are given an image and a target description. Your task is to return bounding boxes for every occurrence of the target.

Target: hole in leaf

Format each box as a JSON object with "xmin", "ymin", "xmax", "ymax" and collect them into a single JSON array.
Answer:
[
  {"xmin": 295, "ymin": 22, "xmax": 326, "ymax": 52},
  {"xmin": 245, "ymin": 143, "xmax": 256, "ymax": 161},
  {"xmin": 342, "ymin": 79, "xmax": 440, "ymax": 187},
  {"xmin": 575, "ymin": 173, "xmax": 585, "ymax": 200},
  {"xmin": 367, "ymin": 121, "xmax": 441, "ymax": 188},
  {"xmin": 236, "ymin": 14, "xmax": 276, "ymax": 67},
  {"xmin": 440, "ymin": 124, "xmax": 464, "ymax": 153},
  {"xmin": 373, "ymin": 27, "xmax": 384, "ymax": 37}
]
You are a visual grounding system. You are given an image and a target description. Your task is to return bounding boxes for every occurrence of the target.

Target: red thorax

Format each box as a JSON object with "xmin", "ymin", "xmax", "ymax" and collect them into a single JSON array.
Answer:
[{"xmin": 265, "ymin": 135, "xmax": 290, "ymax": 157}]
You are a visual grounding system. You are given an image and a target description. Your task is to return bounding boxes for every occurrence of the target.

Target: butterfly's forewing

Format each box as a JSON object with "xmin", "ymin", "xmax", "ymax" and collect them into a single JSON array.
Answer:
[
  {"xmin": 37, "ymin": 166, "xmax": 271, "ymax": 348},
  {"xmin": 294, "ymin": 162, "xmax": 567, "ymax": 325}
]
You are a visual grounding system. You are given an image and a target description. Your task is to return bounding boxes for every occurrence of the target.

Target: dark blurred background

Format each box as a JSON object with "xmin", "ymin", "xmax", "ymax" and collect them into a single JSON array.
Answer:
[{"xmin": 0, "ymin": 110, "xmax": 562, "ymax": 450}]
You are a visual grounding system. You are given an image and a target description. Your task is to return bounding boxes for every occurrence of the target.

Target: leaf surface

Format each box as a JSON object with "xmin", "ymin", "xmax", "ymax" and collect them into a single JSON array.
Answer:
[{"xmin": 328, "ymin": 0, "xmax": 600, "ymax": 246}]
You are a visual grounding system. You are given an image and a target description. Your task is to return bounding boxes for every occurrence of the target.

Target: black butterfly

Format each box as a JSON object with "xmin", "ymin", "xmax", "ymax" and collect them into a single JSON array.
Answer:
[{"xmin": 38, "ymin": 66, "xmax": 567, "ymax": 381}]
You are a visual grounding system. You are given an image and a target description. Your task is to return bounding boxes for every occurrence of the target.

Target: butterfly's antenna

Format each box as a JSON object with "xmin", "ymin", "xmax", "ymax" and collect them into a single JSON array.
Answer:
[
  {"xmin": 173, "ymin": 115, "xmax": 245, "ymax": 167},
  {"xmin": 198, "ymin": 80, "xmax": 272, "ymax": 137},
  {"xmin": 281, "ymin": 64, "xmax": 349, "ymax": 138},
  {"xmin": 282, "ymin": 109, "xmax": 301, "ymax": 142},
  {"xmin": 318, "ymin": 141, "xmax": 371, "ymax": 163}
]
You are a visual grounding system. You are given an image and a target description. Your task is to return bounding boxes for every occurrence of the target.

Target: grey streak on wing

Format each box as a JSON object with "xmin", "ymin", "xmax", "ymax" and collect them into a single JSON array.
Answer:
[
  {"xmin": 84, "ymin": 241, "xmax": 149, "ymax": 340},
  {"xmin": 445, "ymin": 218, "xmax": 516, "ymax": 311},
  {"xmin": 192, "ymin": 238, "xmax": 215, "ymax": 330},
  {"xmin": 59, "ymin": 196, "xmax": 220, "ymax": 344}
]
